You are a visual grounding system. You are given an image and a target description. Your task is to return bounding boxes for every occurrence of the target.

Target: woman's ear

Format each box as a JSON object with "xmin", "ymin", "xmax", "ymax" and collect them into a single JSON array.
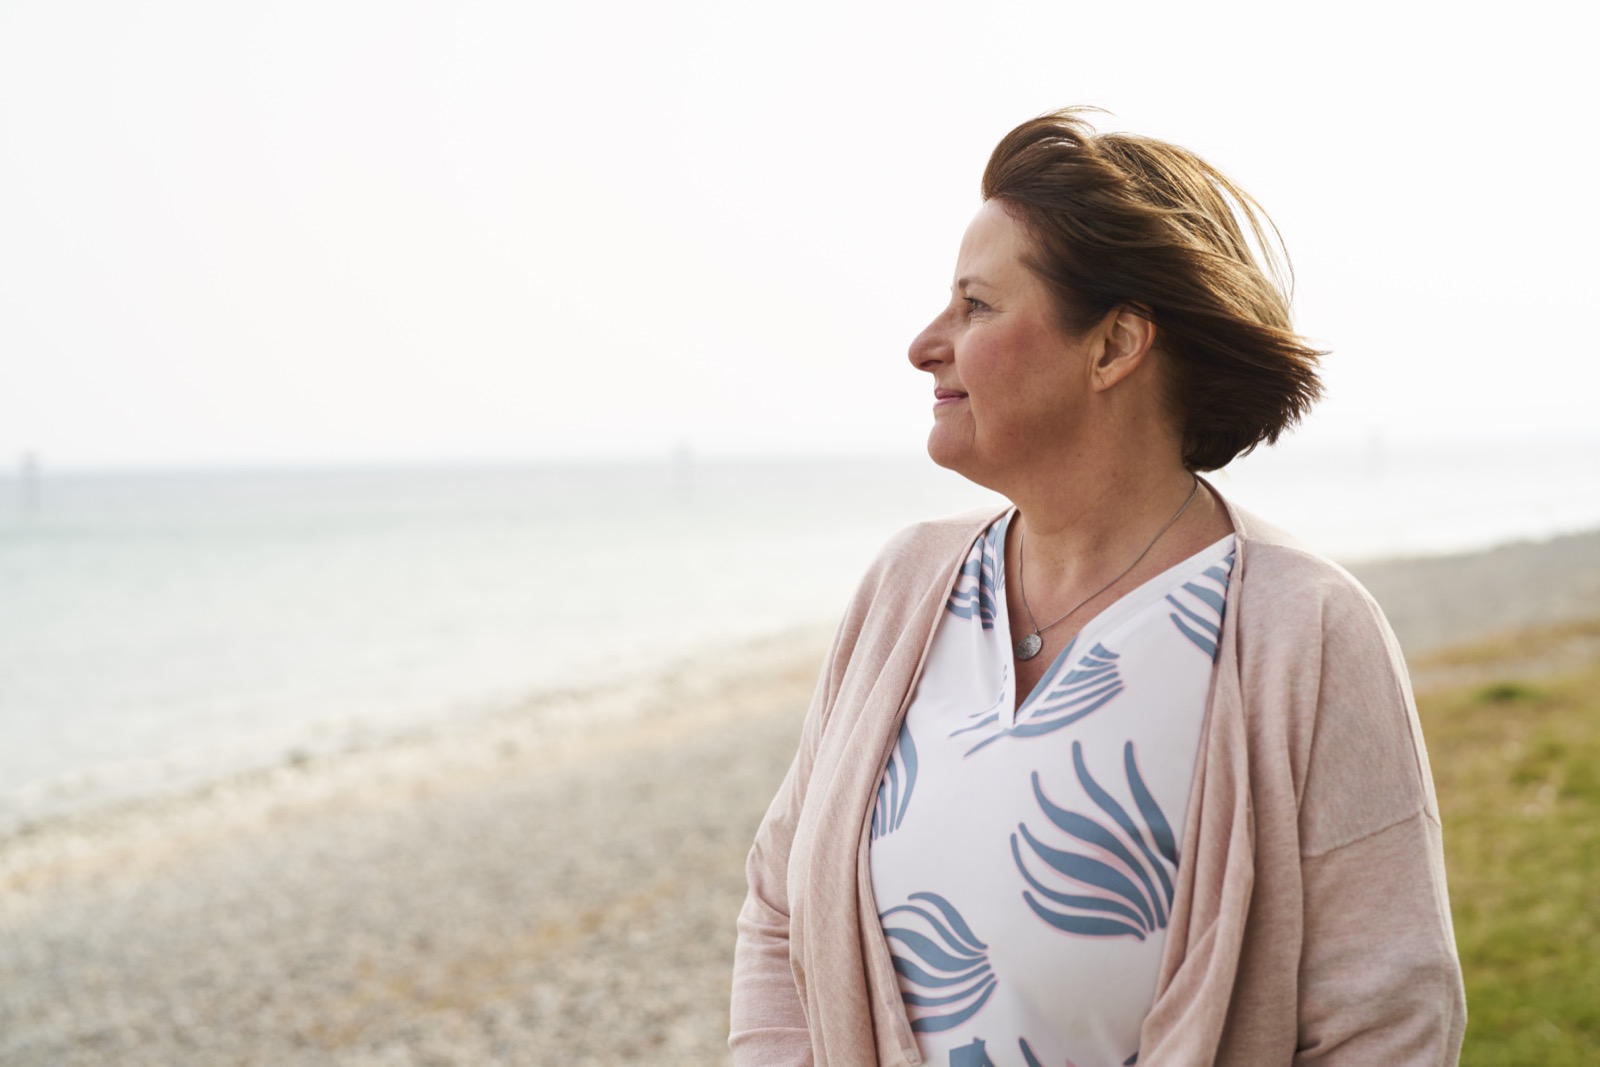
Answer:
[{"xmin": 1091, "ymin": 305, "xmax": 1158, "ymax": 391}]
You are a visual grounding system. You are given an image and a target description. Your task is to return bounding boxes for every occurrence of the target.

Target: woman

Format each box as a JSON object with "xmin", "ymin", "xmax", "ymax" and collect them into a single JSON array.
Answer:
[{"xmin": 730, "ymin": 109, "xmax": 1465, "ymax": 1066}]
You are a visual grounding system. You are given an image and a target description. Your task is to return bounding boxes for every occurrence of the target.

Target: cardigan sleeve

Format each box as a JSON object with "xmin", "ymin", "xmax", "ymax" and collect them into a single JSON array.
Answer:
[
  {"xmin": 1295, "ymin": 814, "xmax": 1464, "ymax": 1063},
  {"xmin": 729, "ymin": 564, "xmax": 889, "ymax": 1067},
  {"xmin": 728, "ymin": 648, "xmax": 835, "ymax": 1065},
  {"xmin": 1288, "ymin": 575, "xmax": 1467, "ymax": 1063}
]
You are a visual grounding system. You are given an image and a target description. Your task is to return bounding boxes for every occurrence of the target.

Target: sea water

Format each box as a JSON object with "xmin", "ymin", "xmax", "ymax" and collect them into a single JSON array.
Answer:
[{"xmin": 1, "ymin": 439, "xmax": 1596, "ymax": 827}]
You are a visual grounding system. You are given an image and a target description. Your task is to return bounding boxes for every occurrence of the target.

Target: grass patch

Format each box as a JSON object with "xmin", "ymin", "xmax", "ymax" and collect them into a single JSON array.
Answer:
[
  {"xmin": 1418, "ymin": 642, "xmax": 1600, "ymax": 1065},
  {"xmin": 1475, "ymin": 680, "xmax": 1543, "ymax": 705}
]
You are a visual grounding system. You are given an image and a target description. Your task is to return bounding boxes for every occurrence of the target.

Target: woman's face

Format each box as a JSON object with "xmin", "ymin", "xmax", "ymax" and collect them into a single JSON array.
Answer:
[{"xmin": 908, "ymin": 199, "xmax": 1096, "ymax": 486}]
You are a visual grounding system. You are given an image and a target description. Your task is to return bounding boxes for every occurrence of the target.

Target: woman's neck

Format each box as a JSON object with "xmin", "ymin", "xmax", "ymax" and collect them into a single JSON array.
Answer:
[{"xmin": 1008, "ymin": 460, "xmax": 1203, "ymax": 588}]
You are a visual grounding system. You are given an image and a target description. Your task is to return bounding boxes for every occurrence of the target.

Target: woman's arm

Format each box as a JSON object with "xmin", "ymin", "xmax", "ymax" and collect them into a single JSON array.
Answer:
[
  {"xmin": 1289, "ymin": 581, "xmax": 1467, "ymax": 1063},
  {"xmin": 1296, "ymin": 814, "xmax": 1463, "ymax": 1063},
  {"xmin": 728, "ymin": 622, "xmax": 850, "ymax": 1065},
  {"xmin": 729, "ymin": 748, "xmax": 819, "ymax": 1064}
]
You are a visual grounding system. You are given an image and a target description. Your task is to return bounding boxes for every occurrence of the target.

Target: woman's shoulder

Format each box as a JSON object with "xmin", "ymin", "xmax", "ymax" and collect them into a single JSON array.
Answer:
[
  {"xmin": 1228, "ymin": 502, "xmax": 1403, "ymax": 661},
  {"xmin": 863, "ymin": 506, "xmax": 1006, "ymax": 583},
  {"xmin": 1231, "ymin": 504, "xmax": 1377, "ymax": 606},
  {"xmin": 1227, "ymin": 505, "xmax": 1441, "ymax": 854},
  {"xmin": 834, "ymin": 507, "xmax": 1005, "ymax": 634}
]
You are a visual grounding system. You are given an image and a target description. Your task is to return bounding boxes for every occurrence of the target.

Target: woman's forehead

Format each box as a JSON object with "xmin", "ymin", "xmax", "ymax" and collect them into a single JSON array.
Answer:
[{"xmin": 954, "ymin": 201, "xmax": 1036, "ymax": 288}]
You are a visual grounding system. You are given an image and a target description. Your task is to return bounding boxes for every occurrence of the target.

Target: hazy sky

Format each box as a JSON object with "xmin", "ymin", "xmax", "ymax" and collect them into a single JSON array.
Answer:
[{"xmin": 1, "ymin": 0, "xmax": 1593, "ymax": 469}]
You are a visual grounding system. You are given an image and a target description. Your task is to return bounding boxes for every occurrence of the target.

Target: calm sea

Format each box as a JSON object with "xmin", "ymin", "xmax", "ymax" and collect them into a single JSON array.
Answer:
[{"xmin": 2, "ymin": 440, "xmax": 1597, "ymax": 828}]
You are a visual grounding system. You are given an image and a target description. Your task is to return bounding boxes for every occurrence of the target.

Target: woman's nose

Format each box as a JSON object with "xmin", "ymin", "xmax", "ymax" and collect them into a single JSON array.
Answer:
[{"xmin": 907, "ymin": 311, "xmax": 948, "ymax": 372}]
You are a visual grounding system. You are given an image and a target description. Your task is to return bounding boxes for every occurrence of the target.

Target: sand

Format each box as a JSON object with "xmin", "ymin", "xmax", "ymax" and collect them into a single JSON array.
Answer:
[{"xmin": 2, "ymin": 530, "xmax": 1597, "ymax": 1066}]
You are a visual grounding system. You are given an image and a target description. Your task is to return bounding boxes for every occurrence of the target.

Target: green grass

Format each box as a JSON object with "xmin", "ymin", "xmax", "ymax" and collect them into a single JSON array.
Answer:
[{"xmin": 1416, "ymin": 631, "xmax": 1600, "ymax": 1066}]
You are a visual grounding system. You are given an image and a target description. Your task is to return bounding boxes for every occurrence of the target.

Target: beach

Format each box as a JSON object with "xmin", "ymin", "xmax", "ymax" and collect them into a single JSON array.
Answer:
[{"xmin": 2, "ymin": 530, "xmax": 1598, "ymax": 1066}]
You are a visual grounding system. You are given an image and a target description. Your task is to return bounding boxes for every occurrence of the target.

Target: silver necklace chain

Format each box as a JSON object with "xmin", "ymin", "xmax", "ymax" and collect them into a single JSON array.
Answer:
[{"xmin": 1013, "ymin": 476, "xmax": 1200, "ymax": 662}]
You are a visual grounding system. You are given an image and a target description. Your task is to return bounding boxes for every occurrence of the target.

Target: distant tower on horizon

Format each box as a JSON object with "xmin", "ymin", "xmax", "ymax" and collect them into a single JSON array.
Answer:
[
  {"xmin": 672, "ymin": 439, "xmax": 693, "ymax": 499},
  {"xmin": 19, "ymin": 450, "xmax": 41, "ymax": 514}
]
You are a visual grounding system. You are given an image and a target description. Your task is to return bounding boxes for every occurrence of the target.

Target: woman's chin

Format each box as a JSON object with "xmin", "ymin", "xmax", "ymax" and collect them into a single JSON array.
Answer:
[
  {"xmin": 925, "ymin": 433, "xmax": 988, "ymax": 485},
  {"xmin": 924, "ymin": 431, "xmax": 965, "ymax": 474}
]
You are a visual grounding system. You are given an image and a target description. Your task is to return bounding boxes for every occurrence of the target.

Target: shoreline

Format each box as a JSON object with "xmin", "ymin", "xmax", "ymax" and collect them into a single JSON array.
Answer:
[
  {"xmin": 0, "ymin": 620, "xmax": 844, "ymax": 840},
  {"xmin": 0, "ymin": 624, "xmax": 835, "ymax": 898}
]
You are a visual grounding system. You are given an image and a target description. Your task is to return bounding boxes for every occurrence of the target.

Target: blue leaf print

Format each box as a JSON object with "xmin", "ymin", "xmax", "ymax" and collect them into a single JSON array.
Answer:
[
  {"xmin": 881, "ymin": 892, "xmax": 997, "ymax": 1033},
  {"xmin": 952, "ymin": 641, "xmax": 1123, "ymax": 756},
  {"xmin": 1165, "ymin": 550, "xmax": 1234, "ymax": 660},
  {"xmin": 1018, "ymin": 1038, "xmax": 1137, "ymax": 1066},
  {"xmin": 950, "ymin": 1038, "xmax": 998, "ymax": 1066},
  {"xmin": 1012, "ymin": 742, "xmax": 1178, "ymax": 940},
  {"xmin": 1125, "ymin": 743, "xmax": 1177, "ymax": 867},
  {"xmin": 1018, "ymin": 1037, "xmax": 1089, "ymax": 1067},
  {"xmin": 945, "ymin": 521, "xmax": 1005, "ymax": 629},
  {"xmin": 873, "ymin": 721, "xmax": 919, "ymax": 839},
  {"xmin": 946, "ymin": 684, "xmax": 1010, "ymax": 752}
]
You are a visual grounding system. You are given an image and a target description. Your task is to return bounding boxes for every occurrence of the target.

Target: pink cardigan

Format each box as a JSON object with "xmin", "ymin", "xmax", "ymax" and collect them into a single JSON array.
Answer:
[{"xmin": 730, "ymin": 494, "xmax": 1466, "ymax": 1065}]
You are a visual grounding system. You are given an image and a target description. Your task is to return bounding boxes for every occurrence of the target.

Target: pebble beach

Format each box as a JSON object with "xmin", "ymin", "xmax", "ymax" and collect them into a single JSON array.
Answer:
[{"xmin": 3, "ymin": 530, "xmax": 1598, "ymax": 1066}]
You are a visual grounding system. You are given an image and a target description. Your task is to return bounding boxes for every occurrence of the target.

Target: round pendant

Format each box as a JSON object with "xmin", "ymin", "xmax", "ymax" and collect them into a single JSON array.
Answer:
[{"xmin": 1015, "ymin": 632, "xmax": 1043, "ymax": 661}]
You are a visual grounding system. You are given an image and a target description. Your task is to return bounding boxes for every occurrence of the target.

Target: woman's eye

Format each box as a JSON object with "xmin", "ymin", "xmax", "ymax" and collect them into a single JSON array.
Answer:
[{"xmin": 964, "ymin": 297, "xmax": 989, "ymax": 314}]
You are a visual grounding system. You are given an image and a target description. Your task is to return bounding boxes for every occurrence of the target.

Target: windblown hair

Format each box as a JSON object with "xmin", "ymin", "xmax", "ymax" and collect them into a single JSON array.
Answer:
[{"xmin": 982, "ymin": 108, "xmax": 1324, "ymax": 471}]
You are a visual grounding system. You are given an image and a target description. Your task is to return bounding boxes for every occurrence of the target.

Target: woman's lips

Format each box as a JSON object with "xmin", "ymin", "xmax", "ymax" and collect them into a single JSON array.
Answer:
[{"xmin": 933, "ymin": 388, "xmax": 967, "ymax": 408}]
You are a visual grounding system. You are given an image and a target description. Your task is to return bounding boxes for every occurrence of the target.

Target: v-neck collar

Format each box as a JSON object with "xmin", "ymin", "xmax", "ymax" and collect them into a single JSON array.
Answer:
[{"xmin": 995, "ymin": 527, "xmax": 1237, "ymax": 724}]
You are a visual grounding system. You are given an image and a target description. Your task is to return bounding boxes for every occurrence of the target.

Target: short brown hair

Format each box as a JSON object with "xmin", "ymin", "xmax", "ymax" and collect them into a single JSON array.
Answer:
[{"xmin": 982, "ymin": 108, "xmax": 1324, "ymax": 471}]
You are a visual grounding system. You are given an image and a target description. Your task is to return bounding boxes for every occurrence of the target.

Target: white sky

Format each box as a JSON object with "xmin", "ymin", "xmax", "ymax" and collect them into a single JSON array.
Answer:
[{"xmin": 1, "ymin": 0, "xmax": 1594, "ymax": 470}]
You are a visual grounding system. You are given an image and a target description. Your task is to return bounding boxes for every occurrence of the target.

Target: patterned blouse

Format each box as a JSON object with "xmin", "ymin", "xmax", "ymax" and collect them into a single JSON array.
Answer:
[{"xmin": 868, "ymin": 511, "xmax": 1236, "ymax": 1067}]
